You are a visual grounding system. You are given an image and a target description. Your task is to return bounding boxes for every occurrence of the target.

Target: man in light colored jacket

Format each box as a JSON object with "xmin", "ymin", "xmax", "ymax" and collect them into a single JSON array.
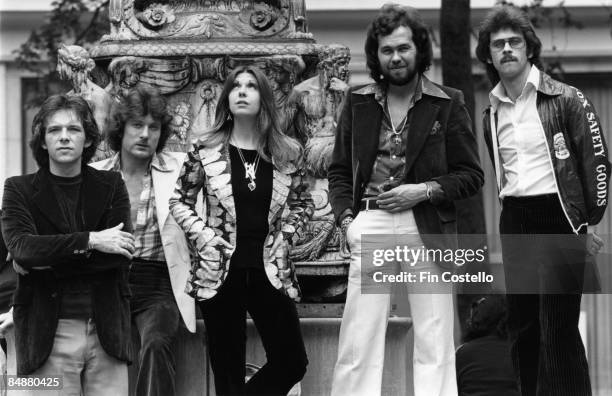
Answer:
[{"xmin": 91, "ymin": 85, "xmax": 196, "ymax": 396}]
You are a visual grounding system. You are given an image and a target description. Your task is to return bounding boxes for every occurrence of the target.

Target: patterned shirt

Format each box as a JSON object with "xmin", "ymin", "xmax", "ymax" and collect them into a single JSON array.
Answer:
[
  {"xmin": 109, "ymin": 153, "xmax": 166, "ymax": 262},
  {"xmin": 360, "ymin": 77, "xmax": 423, "ymax": 197}
]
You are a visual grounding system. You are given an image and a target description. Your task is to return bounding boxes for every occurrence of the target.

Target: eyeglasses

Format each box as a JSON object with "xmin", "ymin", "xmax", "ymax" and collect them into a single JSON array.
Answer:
[{"xmin": 490, "ymin": 37, "xmax": 525, "ymax": 51}]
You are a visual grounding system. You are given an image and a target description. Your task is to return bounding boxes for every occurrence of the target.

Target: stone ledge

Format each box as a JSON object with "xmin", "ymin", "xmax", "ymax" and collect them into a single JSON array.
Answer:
[{"xmin": 91, "ymin": 41, "xmax": 320, "ymax": 58}]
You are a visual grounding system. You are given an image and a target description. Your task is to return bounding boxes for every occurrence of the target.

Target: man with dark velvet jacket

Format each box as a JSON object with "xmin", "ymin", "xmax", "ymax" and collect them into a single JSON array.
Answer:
[
  {"xmin": 328, "ymin": 5, "xmax": 483, "ymax": 396},
  {"xmin": 1, "ymin": 94, "xmax": 135, "ymax": 395}
]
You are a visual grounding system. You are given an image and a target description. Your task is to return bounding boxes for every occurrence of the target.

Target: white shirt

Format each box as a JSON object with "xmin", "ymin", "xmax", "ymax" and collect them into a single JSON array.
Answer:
[{"xmin": 489, "ymin": 65, "xmax": 557, "ymax": 198}]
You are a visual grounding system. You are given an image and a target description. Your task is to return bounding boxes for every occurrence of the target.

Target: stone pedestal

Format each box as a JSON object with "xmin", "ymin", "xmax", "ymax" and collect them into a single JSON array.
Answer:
[{"xmin": 245, "ymin": 315, "xmax": 413, "ymax": 396}]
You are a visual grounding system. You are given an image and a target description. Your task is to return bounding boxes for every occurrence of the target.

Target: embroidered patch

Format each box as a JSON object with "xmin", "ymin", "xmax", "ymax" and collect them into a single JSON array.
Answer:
[
  {"xmin": 430, "ymin": 121, "xmax": 441, "ymax": 135},
  {"xmin": 553, "ymin": 133, "xmax": 570, "ymax": 160}
]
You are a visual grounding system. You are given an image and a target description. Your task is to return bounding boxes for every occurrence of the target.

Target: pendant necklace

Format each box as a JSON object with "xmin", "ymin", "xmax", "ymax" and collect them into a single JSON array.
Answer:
[
  {"xmin": 386, "ymin": 99, "xmax": 409, "ymax": 147},
  {"xmin": 386, "ymin": 81, "xmax": 417, "ymax": 149},
  {"xmin": 234, "ymin": 144, "xmax": 260, "ymax": 191}
]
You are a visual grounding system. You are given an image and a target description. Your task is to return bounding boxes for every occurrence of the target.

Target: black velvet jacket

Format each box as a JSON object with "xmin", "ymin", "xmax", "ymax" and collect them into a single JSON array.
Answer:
[
  {"xmin": 1, "ymin": 167, "xmax": 133, "ymax": 374},
  {"xmin": 328, "ymin": 77, "xmax": 484, "ymax": 252}
]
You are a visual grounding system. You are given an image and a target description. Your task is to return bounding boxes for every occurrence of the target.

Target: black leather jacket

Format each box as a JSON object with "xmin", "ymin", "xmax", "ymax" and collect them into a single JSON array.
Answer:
[{"xmin": 483, "ymin": 70, "xmax": 611, "ymax": 233}]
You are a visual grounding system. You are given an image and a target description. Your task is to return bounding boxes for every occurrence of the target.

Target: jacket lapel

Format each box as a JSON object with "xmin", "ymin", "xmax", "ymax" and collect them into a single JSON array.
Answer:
[
  {"xmin": 404, "ymin": 99, "xmax": 439, "ymax": 175},
  {"xmin": 354, "ymin": 97, "xmax": 383, "ymax": 183},
  {"xmin": 201, "ymin": 143, "xmax": 236, "ymax": 221},
  {"xmin": 31, "ymin": 169, "xmax": 71, "ymax": 234},
  {"xmin": 152, "ymin": 153, "xmax": 182, "ymax": 228},
  {"xmin": 268, "ymin": 159, "xmax": 294, "ymax": 225}
]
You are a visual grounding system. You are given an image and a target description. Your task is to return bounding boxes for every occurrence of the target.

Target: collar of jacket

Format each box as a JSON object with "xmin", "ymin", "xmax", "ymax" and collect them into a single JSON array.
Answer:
[
  {"xmin": 353, "ymin": 74, "xmax": 450, "ymax": 107},
  {"xmin": 200, "ymin": 142, "xmax": 295, "ymax": 224},
  {"xmin": 32, "ymin": 166, "xmax": 113, "ymax": 234},
  {"xmin": 102, "ymin": 151, "xmax": 173, "ymax": 173},
  {"xmin": 486, "ymin": 68, "xmax": 564, "ymax": 115},
  {"xmin": 537, "ymin": 70, "xmax": 565, "ymax": 97}
]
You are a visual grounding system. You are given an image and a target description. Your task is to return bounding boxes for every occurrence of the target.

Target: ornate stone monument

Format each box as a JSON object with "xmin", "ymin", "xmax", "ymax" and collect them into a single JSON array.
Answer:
[{"xmin": 59, "ymin": 0, "xmax": 351, "ymax": 305}]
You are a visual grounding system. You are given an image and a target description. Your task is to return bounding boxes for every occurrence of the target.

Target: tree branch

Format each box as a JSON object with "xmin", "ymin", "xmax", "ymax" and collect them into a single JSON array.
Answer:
[{"xmin": 76, "ymin": 1, "xmax": 109, "ymax": 44}]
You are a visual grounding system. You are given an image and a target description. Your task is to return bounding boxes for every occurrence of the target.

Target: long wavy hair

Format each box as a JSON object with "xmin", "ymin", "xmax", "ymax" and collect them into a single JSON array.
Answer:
[
  {"xmin": 29, "ymin": 94, "xmax": 100, "ymax": 169},
  {"xmin": 475, "ymin": 5, "xmax": 543, "ymax": 86},
  {"xmin": 365, "ymin": 3, "xmax": 433, "ymax": 84},
  {"xmin": 106, "ymin": 84, "xmax": 173, "ymax": 153},
  {"xmin": 200, "ymin": 65, "xmax": 302, "ymax": 167}
]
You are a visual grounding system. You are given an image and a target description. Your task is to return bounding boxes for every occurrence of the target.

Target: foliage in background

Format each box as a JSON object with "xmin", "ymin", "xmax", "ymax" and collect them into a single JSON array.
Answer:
[
  {"xmin": 15, "ymin": 0, "xmax": 109, "ymax": 105},
  {"xmin": 497, "ymin": 0, "xmax": 584, "ymax": 79}
]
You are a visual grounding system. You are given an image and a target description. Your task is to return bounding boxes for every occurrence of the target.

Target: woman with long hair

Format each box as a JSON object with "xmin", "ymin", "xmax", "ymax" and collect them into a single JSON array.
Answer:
[{"xmin": 170, "ymin": 65, "xmax": 313, "ymax": 395}]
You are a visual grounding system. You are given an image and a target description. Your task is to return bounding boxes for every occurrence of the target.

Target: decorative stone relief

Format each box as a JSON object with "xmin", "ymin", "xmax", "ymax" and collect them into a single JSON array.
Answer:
[
  {"xmin": 103, "ymin": 0, "xmax": 313, "ymax": 42},
  {"xmin": 287, "ymin": 44, "xmax": 351, "ymax": 261}
]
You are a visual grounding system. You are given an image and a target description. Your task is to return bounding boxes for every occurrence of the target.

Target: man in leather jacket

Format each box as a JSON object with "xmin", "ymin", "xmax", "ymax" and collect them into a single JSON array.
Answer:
[{"xmin": 476, "ymin": 5, "xmax": 610, "ymax": 396}]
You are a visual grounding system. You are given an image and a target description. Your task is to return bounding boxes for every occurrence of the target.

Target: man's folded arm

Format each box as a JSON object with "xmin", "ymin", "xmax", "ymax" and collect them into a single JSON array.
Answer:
[{"xmin": 1, "ymin": 178, "xmax": 91, "ymax": 270}]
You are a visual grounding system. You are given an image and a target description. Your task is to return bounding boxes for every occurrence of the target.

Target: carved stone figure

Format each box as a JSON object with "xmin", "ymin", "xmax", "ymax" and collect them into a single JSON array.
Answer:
[
  {"xmin": 290, "ymin": 44, "xmax": 350, "ymax": 176},
  {"xmin": 56, "ymin": 44, "xmax": 113, "ymax": 160},
  {"xmin": 288, "ymin": 0, "xmax": 312, "ymax": 38},
  {"xmin": 287, "ymin": 44, "xmax": 350, "ymax": 260}
]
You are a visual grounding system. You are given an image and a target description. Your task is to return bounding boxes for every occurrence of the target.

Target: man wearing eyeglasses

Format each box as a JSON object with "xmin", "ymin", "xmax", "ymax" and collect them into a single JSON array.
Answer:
[{"xmin": 476, "ymin": 5, "xmax": 610, "ymax": 396}]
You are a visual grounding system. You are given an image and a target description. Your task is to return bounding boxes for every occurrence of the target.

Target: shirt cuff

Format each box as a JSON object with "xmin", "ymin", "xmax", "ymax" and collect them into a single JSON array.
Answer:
[
  {"xmin": 424, "ymin": 181, "xmax": 445, "ymax": 205},
  {"xmin": 337, "ymin": 208, "xmax": 354, "ymax": 226}
]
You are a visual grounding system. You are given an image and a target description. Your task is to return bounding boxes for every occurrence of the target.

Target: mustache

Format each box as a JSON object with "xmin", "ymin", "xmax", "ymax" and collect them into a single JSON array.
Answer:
[{"xmin": 501, "ymin": 56, "xmax": 518, "ymax": 63}]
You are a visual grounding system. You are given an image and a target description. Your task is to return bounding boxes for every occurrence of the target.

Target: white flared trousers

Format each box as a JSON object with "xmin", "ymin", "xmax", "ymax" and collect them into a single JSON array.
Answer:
[{"xmin": 330, "ymin": 209, "xmax": 457, "ymax": 396}]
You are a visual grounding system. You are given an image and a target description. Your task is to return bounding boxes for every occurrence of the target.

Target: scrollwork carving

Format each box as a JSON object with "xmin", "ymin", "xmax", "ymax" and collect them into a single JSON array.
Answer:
[
  {"xmin": 191, "ymin": 57, "xmax": 226, "ymax": 83},
  {"xmin": 104, "ymin": 0, "xmax": 303, "ymax": 41},
  {"xmin": 108, "ymin": 56, "xmax": 192, "ymax": 96}
]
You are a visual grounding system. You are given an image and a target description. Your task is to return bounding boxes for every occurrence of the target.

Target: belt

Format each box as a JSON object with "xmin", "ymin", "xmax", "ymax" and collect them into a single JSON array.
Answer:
[
  {"xmin": 359, "ymin": 199, "xmax": 381, "ymax": 211},
  {"xmin": 503, "ymin": 194, "xmax": 559, "ymax": 206}
]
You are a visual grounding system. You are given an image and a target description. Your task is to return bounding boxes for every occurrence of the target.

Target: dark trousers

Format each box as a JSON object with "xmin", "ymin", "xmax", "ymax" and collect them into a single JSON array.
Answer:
[
  {"xmin": 500, "ymin": 195, "xmax": 591, "ymax": 396},
  {"xmin": 130, "ymin": 259, "xmax": 181, "ymax": 396},
  {"xmin": 199, "ymin": 267, "xmax": 308, "ymax": 396}
]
